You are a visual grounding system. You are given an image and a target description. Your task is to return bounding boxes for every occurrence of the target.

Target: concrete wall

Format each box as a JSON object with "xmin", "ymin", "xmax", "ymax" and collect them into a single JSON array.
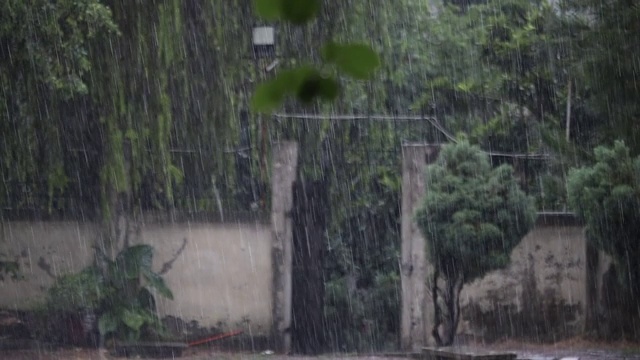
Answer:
[
  {"xmin": 0, "ymin": 219, "xmax": 274, "ymax": 335},
  {"xmin": 0, "ymin": 220, "xmax": 99, "ymax": 308},
  {"xmin": 400, "ymin": 143, "xmax": 591, "ymax": 348},
  {"xmin": 143, "ymin": 221, "xmax": 273, "ymax": 335}
]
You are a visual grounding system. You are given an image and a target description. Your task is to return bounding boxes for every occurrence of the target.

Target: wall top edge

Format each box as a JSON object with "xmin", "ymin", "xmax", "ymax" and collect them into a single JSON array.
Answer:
[{"xmin": 1, "ymin": 210, "xmax": 270, "ymax": 225}]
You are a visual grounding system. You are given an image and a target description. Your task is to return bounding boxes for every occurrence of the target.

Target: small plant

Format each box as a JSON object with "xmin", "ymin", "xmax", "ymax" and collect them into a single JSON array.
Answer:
[
  {"xmin": 48, "ymin": 266, "xmax": 104, "ymax": 312},
  {"xmin": 97, "ymin": 244, "xmax": 174, "ymax": 342},
  {"xmin": 47, "ymin": 244, "xmax": 173, "ymax": 343}
]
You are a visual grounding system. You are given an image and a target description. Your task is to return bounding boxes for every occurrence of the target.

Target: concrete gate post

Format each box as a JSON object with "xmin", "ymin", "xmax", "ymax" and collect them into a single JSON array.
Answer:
[
  {"xmin": 400, "ymin": 144, "xmax": 441, "ymax": 351},
  {"xmin": 270, "ymin": 141, "xmax": 298, "ymax": 354}
]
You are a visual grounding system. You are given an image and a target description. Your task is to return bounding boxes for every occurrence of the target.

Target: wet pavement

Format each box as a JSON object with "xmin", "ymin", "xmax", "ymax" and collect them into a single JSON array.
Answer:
[
  {"xmin": 0, "ymin": 350, "xmax": 639, "ymax": 360},
  {"xmin": 1, "ymin": 341, "xmax": 640, "ymax": 360}
]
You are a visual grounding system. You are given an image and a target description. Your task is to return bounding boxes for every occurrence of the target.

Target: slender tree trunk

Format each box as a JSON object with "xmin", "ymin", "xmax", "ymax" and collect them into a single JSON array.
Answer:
[
  {"xmin": 565, "ymin": 78, "xmax": 572, "ymax": 141},
  {"xmin": 442, "ymin": 273, "xmax": 464, "ymax": 346},
  {"xmin": 432, "ymin": 270, "xmax": 464, "ymax": 347},
  {"xmin": 431, "ymin": 268, "xmax": 443, "ymax": 347}
]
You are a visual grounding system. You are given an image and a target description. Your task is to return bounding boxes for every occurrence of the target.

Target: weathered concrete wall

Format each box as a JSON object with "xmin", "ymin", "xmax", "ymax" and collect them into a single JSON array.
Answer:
[
  {"xmin": 143, "ymin": 221, "xmax": 273, "ymax": 335},
  {"xmin": 400, "ymin": 144, "xmax": 441, "ymax": 350},
  {"xmin": 400, "ymin": 143, "xmax": 591, "ymax": 347},
  {"xmin": 459, "ymin": 216, "xmax": 587, "ymax": 342},
  {"xmin": 0, "ymin": 219, "xmax": 273, "ymax": 335},
  {"xmin": 0, "ymin": 220, "xmax": 99, "ymax": 307}
]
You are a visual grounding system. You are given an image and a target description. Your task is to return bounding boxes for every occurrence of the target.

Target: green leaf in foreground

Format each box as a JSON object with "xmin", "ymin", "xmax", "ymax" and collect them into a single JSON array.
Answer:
[
  {"xmin": 322, "ymin": 42, "xmax": 380, "ymax": 80},
  {"xmin": 321, "ymin": 42, "xmax": 339, "ymax": 62},
  {"xmin": 253, "ymin": 0, "xmax": 283, "ymax": 20},
  {"xmin": 317, "ymin": 77, "xmax": 340, "ymax": 101},
  {"xmin": 297, "ymin": 73, "xmax": 339, "ymax": 103},
  {"xmin": 251, "ymin": 66, "xmax": 320, "ymax": 113},
  {"xmin": 281, "ymin": 0, "xmax": 320, "ymax": 25},
  {"xmin": 252, "ymin": 81, "xmax": 287, "ymax": 113}
]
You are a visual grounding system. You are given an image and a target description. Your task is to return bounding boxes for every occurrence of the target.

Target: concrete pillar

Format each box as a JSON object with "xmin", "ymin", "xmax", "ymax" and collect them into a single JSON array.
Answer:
[
  {"xmin": 270, "ymin": 141, "xmax": 298, "ymax": 354},
  {"xmin": 400, "ymin": 143, "xmax": 440, "ymax": 351}
]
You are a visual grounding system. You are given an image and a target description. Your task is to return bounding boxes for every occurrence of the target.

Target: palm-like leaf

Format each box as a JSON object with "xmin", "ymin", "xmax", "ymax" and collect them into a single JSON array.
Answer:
[
  {"xmin": 114, "ymin": 244, "xmax": 154, "ymax": 280},
  {"xmin": 142, "ymin": 268, "xmax": 174, "ymax": 300}
]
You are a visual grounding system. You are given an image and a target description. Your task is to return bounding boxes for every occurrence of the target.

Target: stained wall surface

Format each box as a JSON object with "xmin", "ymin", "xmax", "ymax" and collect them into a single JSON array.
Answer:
[{"xmin": 459, "ymin": 219, "xmax": 587, "ymax": 342}]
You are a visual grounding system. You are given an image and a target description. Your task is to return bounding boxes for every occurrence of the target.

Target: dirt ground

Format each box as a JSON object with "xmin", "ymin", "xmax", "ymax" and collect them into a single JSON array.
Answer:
[{"xmin": 1, "ymin": 339, "xmax": 640, "ymax": 360}]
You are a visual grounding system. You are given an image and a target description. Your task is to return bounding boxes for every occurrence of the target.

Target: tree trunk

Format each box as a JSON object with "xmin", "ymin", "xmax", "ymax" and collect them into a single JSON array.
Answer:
[
  {"xmin": 442, "ymin": 273, "xmax": 464, "ymax": 346},
  {"xmin": 431, "ymin": 268, "xmax": 443, "ymax": 347},
  {"xmin": 432, "ymin": 270, "xmax": 464, "ymax": 347},
  {"xmin": 565, "ymin": 78, "xmax": 572, "ymax": 141}
]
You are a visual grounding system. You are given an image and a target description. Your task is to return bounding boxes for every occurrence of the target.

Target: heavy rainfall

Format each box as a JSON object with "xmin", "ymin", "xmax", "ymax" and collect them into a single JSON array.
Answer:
[{"xmin": 0, "ymin": 0, "xmax": 638, "ymax": 359}]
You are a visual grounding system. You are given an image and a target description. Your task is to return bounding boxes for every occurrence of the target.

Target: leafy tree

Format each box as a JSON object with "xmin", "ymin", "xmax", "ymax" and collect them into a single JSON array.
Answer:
[
  {"xmin": 567, "ymin": 141, "xmax": 640, "ymax": 316},
  {"xmin": 415, "ymin": 141, "xmax": 535, "ymax": 346}
]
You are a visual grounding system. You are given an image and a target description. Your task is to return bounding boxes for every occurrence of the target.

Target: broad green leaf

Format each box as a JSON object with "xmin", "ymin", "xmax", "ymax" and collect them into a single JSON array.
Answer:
[
  {"xmin": 115, "ymin": 244, "xmax": 154, "ymax": 279},
  {"xmin": 297, "ymin": 74, "xmax": 322, "ymax": 103},
  {"xmin": 321, "ymin": 42, "xmax": 339, "ymax": 62},
  {"xmin": 317, "ymin": 77, "xmax": 339, "ymax": 101},
  {"xmin": 281, "ymin": 0, "xmax": 320, "ymax": 25},
  {"xmin": 322, "ymin": 43, "xmax": 380, "ymax": 80},
  {"xmin": 251, "ymin": 65, "xmax": 318, "ymax": 113},
  {"xmin": 251, "ymin": 81, "xmax": 287, "ymax": 113},
  {"xmin": 142, "ymin": 268, "xmax": 174, "ymax": 300},
  {"xmin": 98, "ymin": 312, "xmax": 118, "ymax": 335},
  {"xmin": 296, "ymin": 73, "xmax": 339, "ymax": 103},
  {"xmin": 137, "ymin": 287, "xmax": 157, "ymax": 310},
  {"xmin": 253, "ymin": 0, "xmax": 283, "ymax": 20},
  {"xmin": 122, "ymin": 308, "xmax": 147, "ymax": 331}
]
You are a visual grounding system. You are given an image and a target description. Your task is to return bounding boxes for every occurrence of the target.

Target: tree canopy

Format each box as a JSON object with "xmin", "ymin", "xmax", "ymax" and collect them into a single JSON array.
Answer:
[{"xmin": 416, "ymin": 141, "xmax": 535, "ymax": 281}]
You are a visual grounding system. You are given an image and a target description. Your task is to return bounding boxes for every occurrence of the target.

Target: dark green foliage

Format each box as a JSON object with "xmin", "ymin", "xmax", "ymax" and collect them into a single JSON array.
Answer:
[
  {"xmin": 567, "ymin": 141, "xmax": 640, "ymax": 298},
  {"xmin": 416, "ymin": 141, "xmax": 536, "ymax": 281},
  {"xmin": 324, "ymin": 272, "xmax": 400, "ymax": 351},
  {"xmin": 0, "ymin": 0, "xmax": 117, "ymax": 98},
  {"xmin": 0, "ymin": 0, "xmax": 117, "ymax": 215},
  {"xmin": 254, "ymin": 0, "xmax": 321, "ymax": 24},
  {"xmin": 48, "ymin": 267, "xmax": 105, "ymax": 312},
  {"xmin": 563, "ymin": 0, "xmax": 640, "ymax": 154}
]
